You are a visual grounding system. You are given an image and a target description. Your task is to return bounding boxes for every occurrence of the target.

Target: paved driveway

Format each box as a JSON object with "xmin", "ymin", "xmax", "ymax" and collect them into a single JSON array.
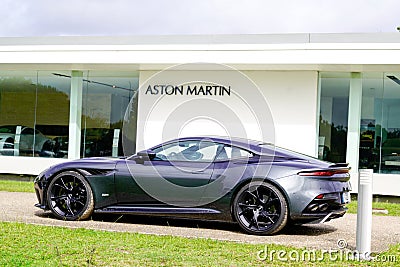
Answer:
[{"xmin": 1, "ymin": 191, "xmax": 399, "ymax": 252}]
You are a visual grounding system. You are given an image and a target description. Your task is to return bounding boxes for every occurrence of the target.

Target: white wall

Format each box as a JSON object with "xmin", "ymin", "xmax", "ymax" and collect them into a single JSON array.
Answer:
[
  {"xmin": 136, "ymin": 70, "xmax": 319, "ymax": 157},
  {"xmin": 243, "ymin": 71, "xmax": 319, "ymax": 156},
  {"xmin": 0, "ymin": 157, "xmax": 67, "ymax": 175}
]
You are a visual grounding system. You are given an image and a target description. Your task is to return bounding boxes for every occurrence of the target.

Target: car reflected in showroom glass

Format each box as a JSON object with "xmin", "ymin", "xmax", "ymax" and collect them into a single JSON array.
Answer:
[
  {"xmin": 34, "ymin": 136, "xmax": 351, "ymax": 235},
  {"xmin": 0, "ymin": 71, "xmax": 71, "ymax": 158},
  {"xmin": 0, "ymin": 125, "xmax": 55, "ymax": 157}
]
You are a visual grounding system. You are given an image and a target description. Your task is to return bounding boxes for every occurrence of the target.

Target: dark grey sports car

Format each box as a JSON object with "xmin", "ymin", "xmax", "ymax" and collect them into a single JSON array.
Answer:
[{"xmin": 34, "ymin": 136, "xmax": 351, "ymax": 235}]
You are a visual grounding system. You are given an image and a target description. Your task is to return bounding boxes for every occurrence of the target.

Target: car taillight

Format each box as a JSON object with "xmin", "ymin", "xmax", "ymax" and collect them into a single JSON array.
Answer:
[{"xmin": 298, "ymin": 169, "xmax": 349, "ymax": 177}]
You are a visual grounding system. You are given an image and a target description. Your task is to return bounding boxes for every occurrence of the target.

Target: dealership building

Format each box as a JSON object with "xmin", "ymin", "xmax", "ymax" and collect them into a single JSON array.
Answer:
[{"xmin": 1, "ymin": 33, "xmax": 400, "ymax": 196}]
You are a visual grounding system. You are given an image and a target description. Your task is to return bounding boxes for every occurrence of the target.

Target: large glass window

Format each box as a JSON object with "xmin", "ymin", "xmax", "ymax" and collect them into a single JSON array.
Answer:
[
  {"xmin": 0, "ymin": 71, "xmax": 70, "ymax": 157},
  {"xmin": 36, "ymin": 72, "xmax": 70, "ymax": 158},
  {"xmin": 360, "ymin": 73, "xmax": 400, "ymax": 174},
  {"xmin": 0, "ymin": 70, "xmax": 139, "ymax": 159},
  {"xmin": 318, "ymin": 73, "xmax": 350, "ymax": 163},
  {"xmin": 81, "ymin": 71, "xmax": 139, "ymax": 157}
]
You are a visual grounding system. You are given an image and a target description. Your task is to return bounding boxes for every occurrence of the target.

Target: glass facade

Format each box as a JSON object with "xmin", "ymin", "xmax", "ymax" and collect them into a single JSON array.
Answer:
[
  {"xmin": 81, "ymin": 71, "xmax": 139, "ymax": 157},
  {"xmin": 0, "ymin": 71, "xmax": 138, "ymax": 159},
  {"xmin": 0, "ymin": 71, "xmax": 70, "ymax": 157},
  {"xmin": 360, "ymin": 73, "xmax": 400, "ymax": 174},
  {"xmin": 319, "ymin": 72, "xmax": 400, "ymax": 175},
  {"xmin": 318, "ymin": 73, "xmax": 350, "ymax": 163}
]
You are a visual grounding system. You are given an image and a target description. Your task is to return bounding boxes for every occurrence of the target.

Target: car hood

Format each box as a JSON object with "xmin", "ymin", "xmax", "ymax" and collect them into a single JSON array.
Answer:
[
  {"xmin": 39, "ymin": 157, "xmax": 123, "ymax": 181},
  {"xmin": 0, "ymin": 134, "xmax": 14, "ymax": 140},
  {"xmin": 59, "ymin": 157, "xmax": 122, "ymax": 170}
]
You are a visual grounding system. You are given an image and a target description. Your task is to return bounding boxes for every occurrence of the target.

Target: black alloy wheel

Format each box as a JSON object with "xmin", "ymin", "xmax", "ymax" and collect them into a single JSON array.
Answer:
[
  {"xmin": 47, "ymin": 171, "xmax": 94, "ymax": 220},
  {"xmin": 233, "ymin": 182, "xmax": 288, "ymax": 235}
]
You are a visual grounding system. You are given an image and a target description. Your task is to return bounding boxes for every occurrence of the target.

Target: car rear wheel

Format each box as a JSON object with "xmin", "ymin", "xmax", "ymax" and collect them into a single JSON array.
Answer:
[
  {"xmin": 233, "ymin": 181, "xmax": 288, "ymax": 235},
  {"xmin": 47, "ymin": 171, "xmax": 94, "ymax": 220}
]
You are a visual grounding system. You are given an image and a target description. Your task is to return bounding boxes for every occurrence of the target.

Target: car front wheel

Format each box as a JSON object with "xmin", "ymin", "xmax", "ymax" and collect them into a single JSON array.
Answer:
[
  {"xmin": 46, "ymin": 171, "xmax": 94, "ymax": 220},
  {"xmin": 233, "ymin": 181, "xmax": 288, "ymax": 235}
]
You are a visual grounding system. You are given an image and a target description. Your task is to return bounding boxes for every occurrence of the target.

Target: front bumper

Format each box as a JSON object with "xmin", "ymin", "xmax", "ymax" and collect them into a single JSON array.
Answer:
[{"xmin": 34, "ymin": 175, "xmax": 47, "ymax": 210}]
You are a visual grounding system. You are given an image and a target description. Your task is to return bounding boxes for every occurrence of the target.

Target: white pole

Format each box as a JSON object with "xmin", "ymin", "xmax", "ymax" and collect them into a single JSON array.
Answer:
[
  {"xmin": 112, "ymin": 129, "xmax": 120, "ymax": 158},
  {"xmin": 356, "ymin": 169, "xmax": 373, "ymax": 260},
  {"xmin": 14, "ymin": 126, "xmax": 21, "ymax": 156},
  {"xmin": 68, "ymin": 71, "xmax": 83, "ymax": 159}
]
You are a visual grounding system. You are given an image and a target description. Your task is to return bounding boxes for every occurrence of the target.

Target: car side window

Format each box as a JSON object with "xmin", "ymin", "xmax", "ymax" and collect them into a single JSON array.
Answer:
[
  {"xmin": 152, "ymin": 140, "xmax": 220, "ymax": 162},
  {"xmin": 215, "ymin": 145, "xmax": 253, "ymax": 160},
  {"xmin": 22, "ymin": 128, "xmax": 34, "ymax": 135}
]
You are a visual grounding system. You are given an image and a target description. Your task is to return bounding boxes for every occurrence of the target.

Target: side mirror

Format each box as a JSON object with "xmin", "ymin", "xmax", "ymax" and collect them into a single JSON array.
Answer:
[{"xmin": 134, "ymin": 150, "xmax": 156, "ymax": 163}]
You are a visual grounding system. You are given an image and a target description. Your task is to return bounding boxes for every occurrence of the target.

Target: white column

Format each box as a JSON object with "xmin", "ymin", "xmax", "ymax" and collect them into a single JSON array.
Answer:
[
  {"xmin": 68, "ymin": 71, "xmax": 83, "ymax": 159},
  {"xmin": 346, "ymin": 72, "xmax": 362, "ymax": 191},
  {"xmin": 315, "ymin": 74, "xmax": 322, "ymax": 157}
]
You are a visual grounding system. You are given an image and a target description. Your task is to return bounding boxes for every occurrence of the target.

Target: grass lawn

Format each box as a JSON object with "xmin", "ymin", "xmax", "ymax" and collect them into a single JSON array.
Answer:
[
  {"xmin": 0, "ymin": 179, "xmax": 34, "ymax": 193},
  {"xmin": 0, "ymin": 222, "xmax": 398, "ymax": 266},
  {"xmin": 346, "ymin": 200, "xmax": 400, "ymax": 216}
]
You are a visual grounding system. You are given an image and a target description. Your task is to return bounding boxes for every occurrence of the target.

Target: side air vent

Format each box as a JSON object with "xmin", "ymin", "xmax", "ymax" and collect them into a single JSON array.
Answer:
[{"xmin": 80, "ymin": 169, "xmax": 114, "ymax": 176}]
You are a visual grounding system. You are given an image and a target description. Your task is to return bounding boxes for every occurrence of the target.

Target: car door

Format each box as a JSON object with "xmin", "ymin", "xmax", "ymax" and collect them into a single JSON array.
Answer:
[
  {"xmin": 203, "ymin": 145, "xmax": 255, "ymax": 204},
  {"xmin": 19, "ymin": 127, "xmax": 35, "ymax": 154},
  {"xmin": 115, "ymin": 140, "xmax": 220, "ymax": 206}
]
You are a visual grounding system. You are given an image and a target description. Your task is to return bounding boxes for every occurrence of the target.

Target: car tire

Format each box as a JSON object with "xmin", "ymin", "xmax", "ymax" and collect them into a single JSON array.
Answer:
[
  {"xmin": 46, "ymin": 171, "xmax": 94, "ymax": 221},
  {"xmin": 233, "ymin": 181, "xmax": 288, "ymax": 235}
]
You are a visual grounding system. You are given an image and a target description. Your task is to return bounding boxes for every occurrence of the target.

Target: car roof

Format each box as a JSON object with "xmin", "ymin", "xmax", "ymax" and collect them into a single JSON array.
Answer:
[
  {"xmin": 156, "ymin": 136, "xmax": 273, "ymax": 154},
  {"xmin": 156, "ymin": 136, "xmax": 321, "ymax": 162},
  {"xmin": 147, "ymin": 136, "xmax": 325, "ymax": 164}
]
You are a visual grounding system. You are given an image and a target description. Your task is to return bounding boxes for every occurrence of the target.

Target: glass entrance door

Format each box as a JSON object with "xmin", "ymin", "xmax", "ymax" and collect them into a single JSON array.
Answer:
[{"xmin": 360, "ymin": 73, "xmax": 400, "ymax": 174}]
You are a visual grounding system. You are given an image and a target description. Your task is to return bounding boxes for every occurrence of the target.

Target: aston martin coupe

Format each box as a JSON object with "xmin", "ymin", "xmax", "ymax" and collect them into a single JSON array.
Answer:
[{"xmin": 34, "ymin": 136, "xmax": 351, "ymax": 235}]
